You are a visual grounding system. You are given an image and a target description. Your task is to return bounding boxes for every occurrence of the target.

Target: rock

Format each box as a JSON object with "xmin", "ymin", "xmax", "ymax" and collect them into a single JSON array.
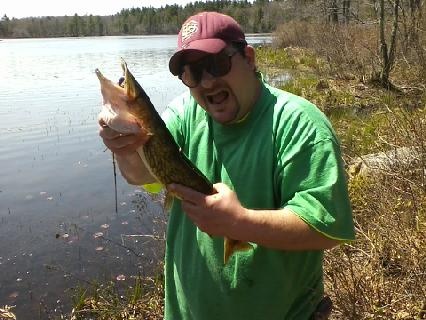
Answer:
[{"xmin": 348, "ymin": 146, "xmax": 422, "ymax": 177}]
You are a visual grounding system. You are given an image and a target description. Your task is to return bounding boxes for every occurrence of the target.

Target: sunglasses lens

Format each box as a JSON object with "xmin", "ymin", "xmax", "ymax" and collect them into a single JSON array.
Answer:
[
  {"xmin": 180, "ymin": 63, "xmax": 202, "ymax": 88},
  {"xmin": 179, "ymin": 50, "xmax": 234, "ymax": 87},
  {"xmin": 207, "ymin": 53, "xmax": 231, "ymax": 77}
]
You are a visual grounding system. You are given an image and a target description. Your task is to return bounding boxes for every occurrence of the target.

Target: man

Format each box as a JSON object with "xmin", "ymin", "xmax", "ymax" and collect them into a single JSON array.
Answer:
[{"xmin": 99, "ymin": 11, "xmax": 355, "ymax": 320}]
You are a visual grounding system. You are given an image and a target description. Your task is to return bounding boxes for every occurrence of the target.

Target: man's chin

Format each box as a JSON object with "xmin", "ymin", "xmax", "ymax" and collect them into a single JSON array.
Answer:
[
  {"xmin": 206, "ymin": 101, "xmax": 239, "ymax": 124},
  {"xmin": 211, "ymin": 111, "xmax": 238, "ymax": 124}
]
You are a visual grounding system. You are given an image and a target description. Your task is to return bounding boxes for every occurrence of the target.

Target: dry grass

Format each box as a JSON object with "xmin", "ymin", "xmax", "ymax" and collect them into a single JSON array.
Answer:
[
  {"xmin": 325, "ymin": 134, "xmax": 426, "ymax": 319},
  {"xmin": 0, "ymin": 305, "xmax": 17, "ymax": 320},
  {"xmin": 273, "ymin": 22, "xmax": 380, "ymax": 81},
  {"xmin": 324, "ymin": 106, "xmax": 426, "ymax": 319},
  {"xmin": 264, "ymin": 21, "xmax": 426, "ymax": 319},
  {"xmin": 70, "ymin": 273, "xmax": 164, "ymax": 320}
]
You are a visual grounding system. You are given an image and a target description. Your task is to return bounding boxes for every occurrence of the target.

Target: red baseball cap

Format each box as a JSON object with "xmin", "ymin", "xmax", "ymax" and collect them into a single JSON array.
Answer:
[{"xmin": 169, "ymin": 11, "xmax": 247, "ymax": 76}]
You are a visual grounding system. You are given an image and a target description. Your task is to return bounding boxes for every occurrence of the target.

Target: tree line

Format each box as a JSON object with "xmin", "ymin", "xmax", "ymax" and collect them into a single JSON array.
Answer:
[
  {"xmin": 0, "ymin": 0, "xmax": 280, "ymax": 38},
  {"xmin": 1, "ymin": 0, "xmax": 410, "ymax": 39}
]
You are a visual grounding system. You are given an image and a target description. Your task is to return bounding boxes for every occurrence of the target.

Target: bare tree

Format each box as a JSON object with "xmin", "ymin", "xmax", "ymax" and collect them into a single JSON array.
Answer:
[
  {"xmin": 377, "ymin": 0, "xmax": 400, "ymax": 89},
  {"xmin": 343, "ymin": 0, "xmax": 351, "ymax": 23},
  {"xmin": 400, "ymin": 0, "xmax": 425, "ymax": 64},
  {"xmin": 330, "ymin": 0, "xmax": 340, "ymax": 22}
]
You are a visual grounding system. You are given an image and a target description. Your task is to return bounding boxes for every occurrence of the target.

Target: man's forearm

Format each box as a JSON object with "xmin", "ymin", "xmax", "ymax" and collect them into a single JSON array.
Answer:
[
  {"xmin": 116, "ymin": 149, "xmax": 156, "ymax": 185},
  {"xmin": 235, "ymin": 208, "xmax": 340, "ymax": 251}
]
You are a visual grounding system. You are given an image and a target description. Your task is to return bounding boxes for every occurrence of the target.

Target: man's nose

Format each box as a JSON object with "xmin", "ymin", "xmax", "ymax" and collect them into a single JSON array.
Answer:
[{"xmin": 199, "ymin": 70, "xmax": 216, "ymax": 88}]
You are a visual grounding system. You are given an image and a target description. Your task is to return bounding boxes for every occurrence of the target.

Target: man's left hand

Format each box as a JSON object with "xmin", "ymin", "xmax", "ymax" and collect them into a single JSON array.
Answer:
[{"xmin": 167, "ymin": 183, "xmax": 247, "ymax": 238}]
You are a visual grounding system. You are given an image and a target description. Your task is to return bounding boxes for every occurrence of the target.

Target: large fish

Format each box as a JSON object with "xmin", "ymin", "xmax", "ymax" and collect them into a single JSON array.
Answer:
[{"xmin": 95, "ymin": 59, "xmax": 251, "ymax": 264}]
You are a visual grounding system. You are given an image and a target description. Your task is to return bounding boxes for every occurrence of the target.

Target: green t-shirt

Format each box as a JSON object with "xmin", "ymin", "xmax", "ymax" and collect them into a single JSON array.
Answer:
[{"xmin": 160, "ymin": 80, "xmax": 355, "ymax": 320}]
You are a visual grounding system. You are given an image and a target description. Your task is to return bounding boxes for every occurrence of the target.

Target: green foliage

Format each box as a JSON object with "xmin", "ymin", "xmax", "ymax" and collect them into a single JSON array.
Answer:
[
  {"xmin": 280, "ymin": 76, "xmax": 318, "ymax": 96},
  {"xmin": 127, "ymin": 276, "xmax": 143, "ymax": 306},
  {"xmin": 72, "ymin": 287, "xmax": 88, "ymax": 311},
  {"xmin": 332, "ymin": 111, "xmax": 388, "ymax": 156},
  {"xmin": 255, "ymin": 46, "xmax": 323, "ymax": 88},
  {"xmin": 256, "ymin": 47, "xmax": 293, "ymax": 69}
]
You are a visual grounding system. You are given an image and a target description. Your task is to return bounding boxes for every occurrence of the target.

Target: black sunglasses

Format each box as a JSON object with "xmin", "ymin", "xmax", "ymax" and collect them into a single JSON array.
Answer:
[{"xmin": 178, "ymin": 49, "xmax": 239, "ymax": 88}]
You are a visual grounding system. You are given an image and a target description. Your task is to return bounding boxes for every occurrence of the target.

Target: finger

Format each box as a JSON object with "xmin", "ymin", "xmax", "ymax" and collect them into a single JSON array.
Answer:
[
  {"xmin": 168, "ymin": 184, "xmax": 206, "ymax": 204},
  {"xmin": 201, "ymin": 183, "xmax": 228, "ymax": 205},
  {"xmin": 99, "ymin": 121, "xmax": 151, "ymax": 141},
  {"xmin": 181, "ymin": 200, "xmax": 199, "ymax": 217},
  {"xmin": 109, "ymin": 141, "xmax": 142, "ymax": 155},
  {"xmin": 212, "ymin": 182, "xmax": 230, "ymax": 194},
  {"xmin": 99, "ymin": 126, "xmax": 128, "ymax": 140},
  {"xmin": 180, "ymin": 201, "xmax": 208, "ymax": 231},
  {"xmin": 98, "ymin": 118, "xmax": 107, "ymax": 127},
  {"xmin": 109, "ymin": 134, "xmax": 144, "ymax": 149}
]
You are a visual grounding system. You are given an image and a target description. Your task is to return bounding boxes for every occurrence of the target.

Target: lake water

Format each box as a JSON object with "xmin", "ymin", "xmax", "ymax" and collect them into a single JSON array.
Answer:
[{"xmin": 0, "ymin": 34, "xmax": 272, "ymax": 318}]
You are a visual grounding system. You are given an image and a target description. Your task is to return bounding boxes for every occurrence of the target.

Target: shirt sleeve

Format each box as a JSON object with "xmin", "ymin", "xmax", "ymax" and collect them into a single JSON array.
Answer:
[{"xmin": 278, "ymin": 138, "xmax": 355, "ymax": 241}]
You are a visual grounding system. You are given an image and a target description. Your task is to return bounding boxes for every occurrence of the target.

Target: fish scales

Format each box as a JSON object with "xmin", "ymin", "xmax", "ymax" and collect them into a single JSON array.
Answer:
[{"xmin": 124, "ymin": 86, "xmax": 212, "ymax": 193}]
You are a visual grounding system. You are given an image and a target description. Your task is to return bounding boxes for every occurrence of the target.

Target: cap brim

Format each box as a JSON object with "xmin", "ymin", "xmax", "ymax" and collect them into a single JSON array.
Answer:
[{"xmin": 169, "ymin": 38, "xmax": 227, "ymax": 75}]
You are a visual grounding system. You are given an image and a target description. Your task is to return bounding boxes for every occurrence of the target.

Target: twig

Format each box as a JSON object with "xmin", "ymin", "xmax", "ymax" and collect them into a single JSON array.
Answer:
[{"xmin": 112, "ymin": 152, "xmax": 118, "ymax": 214}]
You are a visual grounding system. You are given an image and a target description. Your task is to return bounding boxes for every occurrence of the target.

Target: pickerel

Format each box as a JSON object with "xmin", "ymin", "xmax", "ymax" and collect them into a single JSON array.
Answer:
[{"xmin": 95, "ymin": 59, "xmax": 251, "ymax": 264}]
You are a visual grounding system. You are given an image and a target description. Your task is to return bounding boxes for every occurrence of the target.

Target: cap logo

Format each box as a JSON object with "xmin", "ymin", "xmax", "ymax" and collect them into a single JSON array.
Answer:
[{"xmin": 181, "ymin": 19, "xmax": 198, "ymax": 43}]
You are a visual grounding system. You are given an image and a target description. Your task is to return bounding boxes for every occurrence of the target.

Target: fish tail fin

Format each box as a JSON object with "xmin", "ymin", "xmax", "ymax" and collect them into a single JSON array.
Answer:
[{"xmin": 224, "ymin": 238, "xmax": 252, "ymax": 264}]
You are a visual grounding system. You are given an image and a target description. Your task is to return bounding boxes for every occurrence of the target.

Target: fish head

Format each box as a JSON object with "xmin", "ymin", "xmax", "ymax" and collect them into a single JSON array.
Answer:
[
  {"xmin": 95, "ymin": 60, "xmax": 146, "ymax": 134},
  {"xmin": 118, "ymin": 58, "xmax": 156, "ymax": 132},
  {"xmin": 119, "ymin": 58, "xmax": 153, "ymax": 107}
]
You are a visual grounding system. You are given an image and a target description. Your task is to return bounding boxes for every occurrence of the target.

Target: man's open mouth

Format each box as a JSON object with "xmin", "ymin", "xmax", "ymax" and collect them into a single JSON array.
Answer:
[{"xmin": 206, "ymin": 90, "xmax": 229, "ymax": 104}]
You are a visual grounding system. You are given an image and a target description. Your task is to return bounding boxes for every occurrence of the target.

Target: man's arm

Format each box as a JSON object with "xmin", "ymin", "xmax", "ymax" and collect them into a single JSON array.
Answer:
[
  {"xmin": 236, "ymin": 207, "xmax": 340, "ymax": 250},
  {"xmin": 115, "ymin": 152, "xmax": 156, "ymax": 185},
  {"xmin": 168, "ymin": 183, "xmax": 341, "ymax": 251},
  {"xmin": 99, "ymin": 120, "xmax": 156, "ymax": 185}
]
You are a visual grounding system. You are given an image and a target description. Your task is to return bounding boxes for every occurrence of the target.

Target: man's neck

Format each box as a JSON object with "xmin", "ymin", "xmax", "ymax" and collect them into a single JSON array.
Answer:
[{"xmin": 233, "ymin": 78, "xmax": 262, "ymax": 124}]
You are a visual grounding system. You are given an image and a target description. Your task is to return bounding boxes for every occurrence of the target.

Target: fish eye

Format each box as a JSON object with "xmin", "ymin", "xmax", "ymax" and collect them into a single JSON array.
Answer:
[{"xmin": 118, "ymin": 76, "xmax": 125, "ymax": 87}]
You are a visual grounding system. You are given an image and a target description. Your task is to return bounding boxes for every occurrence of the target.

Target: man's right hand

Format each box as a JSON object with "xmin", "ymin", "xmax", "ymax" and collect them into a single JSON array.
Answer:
[
  {"xmin": 98, "ymin": 118, "xmax": 156, "ymax": 185},
  {"xmin": 98, "ymin": 118, "xmax": 151, "ymax": 156}
]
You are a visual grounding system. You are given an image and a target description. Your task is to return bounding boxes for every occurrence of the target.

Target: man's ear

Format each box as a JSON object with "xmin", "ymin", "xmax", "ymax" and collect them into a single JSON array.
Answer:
[{"xmin": 244, "ymin": 45, "xmax": 256, "ymax": 71}]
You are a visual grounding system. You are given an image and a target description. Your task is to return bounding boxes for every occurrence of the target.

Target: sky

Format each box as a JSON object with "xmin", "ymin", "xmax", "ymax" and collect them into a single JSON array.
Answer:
[{"xmin": 1, "ymin": 0, "xmax": 196, "ymax": 19}]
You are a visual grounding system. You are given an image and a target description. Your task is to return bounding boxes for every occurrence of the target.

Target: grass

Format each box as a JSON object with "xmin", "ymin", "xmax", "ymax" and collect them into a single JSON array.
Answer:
[
  {"xmin": 69, "ymin": 272, "xmax": 164, "ymax": 320},
  {"xmin": 326, "ymin": 169, "xmax": 426, "ymax": 319},
  {"xmin": 0, "ymin": 305, "xmax": 17, "ymax": 320}
]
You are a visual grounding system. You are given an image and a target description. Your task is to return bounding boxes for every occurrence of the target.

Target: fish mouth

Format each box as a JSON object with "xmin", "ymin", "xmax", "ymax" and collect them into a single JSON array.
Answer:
[
  {"xmin": 95, "ymin": 60, "xmax": 142, "ymax": 134},
  {"xmin": 95, "ymin": 68, "xmax": 107, "ymax": 82}
]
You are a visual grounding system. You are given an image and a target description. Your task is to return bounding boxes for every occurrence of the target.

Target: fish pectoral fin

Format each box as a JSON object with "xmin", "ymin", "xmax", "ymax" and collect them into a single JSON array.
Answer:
[
  {"xmin": 142, "ymin": 182, "xmax": 163, "ymax": 194},
  {"xmin": 223, "ymin": 238, "xmax": 253, "ymax": 264}
]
